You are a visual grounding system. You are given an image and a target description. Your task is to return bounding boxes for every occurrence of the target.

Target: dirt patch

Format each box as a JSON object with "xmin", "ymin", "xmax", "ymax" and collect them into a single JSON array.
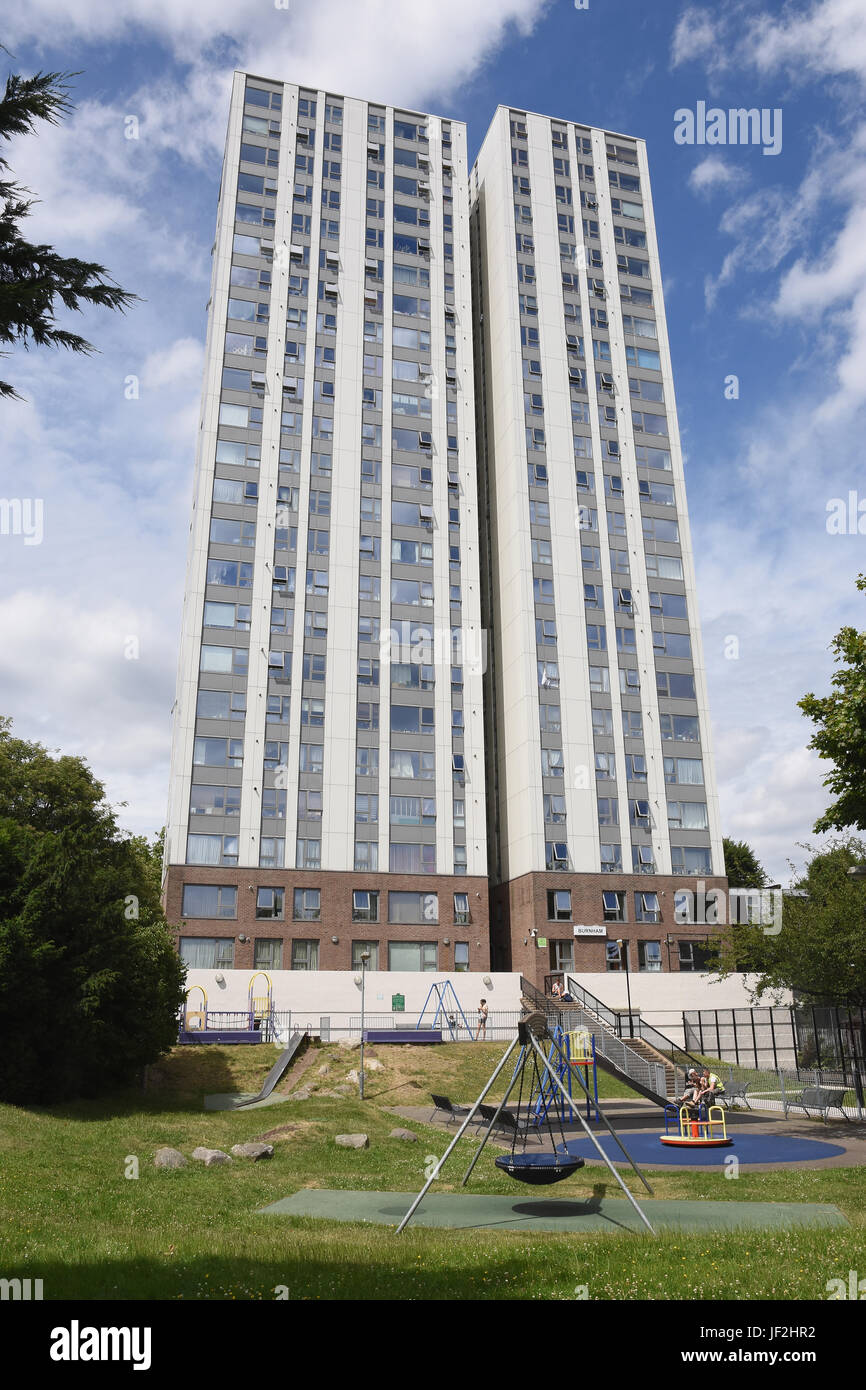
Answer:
[{"xmin": 255, "ymin": 1120, "xmax": 319, "ymax": 1143}]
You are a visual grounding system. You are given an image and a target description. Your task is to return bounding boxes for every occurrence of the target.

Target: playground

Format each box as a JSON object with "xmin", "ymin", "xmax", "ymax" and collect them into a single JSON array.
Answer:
[{"xmin": 2, "ymin": 1000, "xmax": 865, "ymax": 1300}]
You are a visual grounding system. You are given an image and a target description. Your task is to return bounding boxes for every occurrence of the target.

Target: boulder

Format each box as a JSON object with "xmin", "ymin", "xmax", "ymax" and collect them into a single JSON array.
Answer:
[
  {"xmin": 345, "ymin": 1068, "xmax": 360, "ymax": 1084},
  {"xmin": 366, "ymin": 1059, "xmax": 384, "ymax": 1072},
  {"xmin": 389, "ymin": 1128, "xmax": 418, "ymax": 1143},
  {"xmin": 230, "ymin": 1142, "xmax": 274, "ymax": 1161},
  {"xmin": 335, "ymin": 1133, "xmax": 369, "ymax": 1149},
  {"xmin": 191, "ymin": 1147, "xmax": 232, "ymax": 1166},
  {"xmin": 317, "ymin": 1064, "xmax": 332, "ymax": 1076},
  {"xmin": 337, "ymin": 1036, "xmax": 362, "ymax": 1050},
  {"xmin": 154, "ymin": 1147, "xmax": 187, "ymax": 1169},
  {"xmin": 291, "ymin": 1087, "xmax": 313, "ymax": 1101}
]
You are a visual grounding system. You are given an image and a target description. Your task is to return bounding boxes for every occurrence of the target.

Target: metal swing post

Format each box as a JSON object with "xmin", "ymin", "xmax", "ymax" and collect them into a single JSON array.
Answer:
[
  {"xmin": 459, "ymin": 1044, "xmax": 531, "ymax": 1186},
  {"xmin": 547, "ymin": 1029, "xmax": 651, "ymax": 1192},
  {"xmin": 395, "ymin": 1036, "xmax": 520, "ymax": 1235},
  {"xmin": 527, "ymin": 1033, "xmax": 656, "ymax": 1235}
]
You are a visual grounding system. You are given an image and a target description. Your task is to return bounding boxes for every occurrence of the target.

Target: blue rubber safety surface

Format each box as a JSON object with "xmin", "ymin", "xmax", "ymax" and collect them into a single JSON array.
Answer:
[{"xmin": 559, "ymin": 1131, "xmax": 847, "ymax": 1167}]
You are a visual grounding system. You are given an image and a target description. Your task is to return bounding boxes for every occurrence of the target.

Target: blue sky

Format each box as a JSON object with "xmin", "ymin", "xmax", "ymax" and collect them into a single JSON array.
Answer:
[{"xmin": 2, "ymin": 0, "xmax": 865, "ymax": 883}]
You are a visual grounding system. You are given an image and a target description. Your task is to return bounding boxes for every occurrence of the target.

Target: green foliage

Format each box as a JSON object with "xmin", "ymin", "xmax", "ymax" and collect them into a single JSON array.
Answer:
[
  {"xmin": 722, "ymin": 836, "xmax": 767, "ymax": 888},
  {"xmin": 714, "ymin": 839, "xmax": 866, "ymax": 1007},
  {"xmin": 0, "ymin": 69, "xmax": 137, "ymax": 399},
  {"xmin": 0, "ymin": 719, "xmax": 185, "ymax": 1103},
  {"xmin": 800, "ymin": 573, "xmax": 866, "ymax": 833}
]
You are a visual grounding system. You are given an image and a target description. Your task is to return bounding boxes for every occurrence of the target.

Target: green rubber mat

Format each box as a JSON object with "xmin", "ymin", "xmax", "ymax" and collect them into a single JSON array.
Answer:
[
  {"xmin": 258, "ymin": 1189, "xmax": 849, "ymax": 1233},
  {"xmin": 204, "ymin": 1091, "xmax": 293, "ymax": 1111}
]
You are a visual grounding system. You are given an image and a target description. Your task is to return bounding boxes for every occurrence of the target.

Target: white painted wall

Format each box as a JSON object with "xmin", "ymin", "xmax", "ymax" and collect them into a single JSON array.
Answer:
[
  {"xmin": 180, "ymin": 967, "xmax": 787, "ymax": 1046},
  {"xmin": 182, "ymin": 968, "xmax": 520, "ymax": 1019}
]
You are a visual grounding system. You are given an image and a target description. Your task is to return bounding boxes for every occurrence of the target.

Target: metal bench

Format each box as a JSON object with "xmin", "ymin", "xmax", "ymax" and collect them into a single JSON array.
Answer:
[
  {"xmin": 719, "ymin": 1081, "xmax": 751, "ymax": 1110},
  {"xmin": 785, "ymin": 1086, "xmax": 850, "ymax": 1123},
  {"xmin": 477, "ymin": 1103, "xmax": 534, "ymax": 1139},
  {"xmin": 430, "ymin": 1094, "xmax": 471, "ymax": 1125}
]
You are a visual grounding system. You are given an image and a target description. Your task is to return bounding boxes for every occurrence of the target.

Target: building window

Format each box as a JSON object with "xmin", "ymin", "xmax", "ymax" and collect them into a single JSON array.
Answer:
[
  {"xmin": 296, "ymin": 838, "xmax": 321, "ymax": 869},
  {"xmin": 352, "ymin": 890, "xmax": 379, "ymax": 923},
  {"xmin": 181, "ymin": 885, "xmax": 237, "ymax": 919},
  {"xmin": 259, "ymin": 837, "xmax": 285, "ymax": 869},
  {"xmin": 387, "ymin": 941, "xmax": 438, "ymax": 971},
  {"xmin": 547, "ymin": 890, "xmax": 572, "ymax": 921},
  {"xmin": 600, "ymin": 844, "xmax": 622, "ymax": 873},
  {"xmin": 186, "ymin": 834, "xmax": 238, "ymax": 866},
  {"xmin": 388, "ymin": 892, "xmax": 438, "ymax": 924},
  {"xmin": 179, "ymin": 937, "xmax": 235, "ymax": 969},
  {"xmin": 545, "ymin": 840, "xmax": 569, "ymax": 871},
  {"xmin": 635, "ymin": 891, "xmax": 660, "ymax": 923},
  {"xmin": 254, "ymin": 938, "xmax": 283, "ymax": 969},
  {"xmin": 678, "ymin": 940, "xmax": 714, "ymax": 972},
  {"xmin": 638, "ymin": 940, "xmax": 662, "ymax": 972},
  {"xmin": 352, "ymin": 941, "xmax": 379, "ymax": 970},
  {"xmin": 602, "ymin": 890, "xmax": 626, "ymax": 922},
  {"xmin": 291, "ymin": 939, "xmax": 319, "ymax": 970},
  {"xmin": 293, "ymin": 888, "xmax": 320, "ymax": 920},
  {"xmin": 606, "ymin": 939, "xmax": 628, "ymax": 972},
  {"xmin": 549, "ymin": 940, "xmax": 574, "ymax": 973},
  {"xmin": 454, "ymin": 942, "xmax": 470, "ymax": 972},
  {"xmin": 354, "ymin": 841, "xmax": 379, "ymax": 871},
  {"xmin": 256, "ymin": 887, "xmax": 284, "ymax": 920},
  {"xmin": 453, "ymin": 892, "xmax": 470, "ymax": 924}
]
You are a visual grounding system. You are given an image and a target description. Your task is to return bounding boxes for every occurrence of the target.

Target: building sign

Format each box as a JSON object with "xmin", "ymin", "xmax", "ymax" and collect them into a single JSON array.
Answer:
[
  {"xmin": 536, "ymin": 937, "xmax": 547, "ymax": 948},
  {"xmin": 574, "ymin": 925, "xmax": 607, "ymax": 937}
]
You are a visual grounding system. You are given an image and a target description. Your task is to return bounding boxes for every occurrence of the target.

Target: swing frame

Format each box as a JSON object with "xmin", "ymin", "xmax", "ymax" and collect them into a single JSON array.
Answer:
[{"xmin": 396, "ymin": 1015, "xmax": 656, "ymax": 1235}]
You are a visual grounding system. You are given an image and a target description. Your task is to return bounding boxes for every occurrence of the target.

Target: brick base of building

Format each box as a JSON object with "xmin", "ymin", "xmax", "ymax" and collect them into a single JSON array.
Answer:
[
  {"xmin": 163, "ymin": 864, "xmax": 490, "ymax": 974},
  {"xmin": 491, "ymin": 871, "xmax": 729, "ymax": 991}
]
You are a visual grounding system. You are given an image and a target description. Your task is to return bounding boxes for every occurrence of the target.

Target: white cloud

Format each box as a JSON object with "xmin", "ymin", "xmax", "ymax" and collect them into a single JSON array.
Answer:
[
  {"xmin": 0, "ymin": 0, "xmax": 551, "ymax": 840},
  {"xmin": 687, "ymin": 155, "xmax": 747, "ymax": 195}
]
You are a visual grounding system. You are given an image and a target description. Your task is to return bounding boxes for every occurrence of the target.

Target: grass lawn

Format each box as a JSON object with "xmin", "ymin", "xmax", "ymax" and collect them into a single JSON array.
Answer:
[{"xmin": 1, "ymin": 1040, "xmax": 863, "ymax": 1301}]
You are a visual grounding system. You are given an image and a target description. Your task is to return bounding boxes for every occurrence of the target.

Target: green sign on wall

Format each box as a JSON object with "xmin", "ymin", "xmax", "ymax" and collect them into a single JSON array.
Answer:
[{"xmin": 392, "ymin": 994, "xmax": 405, "ymax": 1012}]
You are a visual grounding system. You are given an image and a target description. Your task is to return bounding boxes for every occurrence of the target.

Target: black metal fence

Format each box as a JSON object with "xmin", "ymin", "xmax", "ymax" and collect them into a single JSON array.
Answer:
[{"xmin": 684, "ymin": 1005, "xmax": 866, "ymax": 1075}]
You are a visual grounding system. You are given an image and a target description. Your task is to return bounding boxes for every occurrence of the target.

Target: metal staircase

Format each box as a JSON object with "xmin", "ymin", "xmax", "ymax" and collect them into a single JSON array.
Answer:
[{"xmin": 520, "ymin": 974, "xmax": 703, "ymax": 1107}]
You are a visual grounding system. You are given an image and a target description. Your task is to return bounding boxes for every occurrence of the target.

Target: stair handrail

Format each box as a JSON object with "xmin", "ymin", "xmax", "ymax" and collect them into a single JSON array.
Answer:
[{"xmin": 564, "ymin": 975, "xmax": 705, "ymax": 1072}]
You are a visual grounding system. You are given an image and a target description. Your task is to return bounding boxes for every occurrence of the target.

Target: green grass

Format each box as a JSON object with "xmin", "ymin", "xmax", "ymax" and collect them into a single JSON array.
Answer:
[{"xmin": 1, "ymin": 1041, "xmax": 863, "ymax": 1301}]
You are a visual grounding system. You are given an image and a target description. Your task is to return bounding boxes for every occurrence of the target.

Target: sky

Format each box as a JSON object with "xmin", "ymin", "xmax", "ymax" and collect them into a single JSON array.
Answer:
[{"xmin": 1, "ymin": 0, "xmax": 865, "ymax": 884}]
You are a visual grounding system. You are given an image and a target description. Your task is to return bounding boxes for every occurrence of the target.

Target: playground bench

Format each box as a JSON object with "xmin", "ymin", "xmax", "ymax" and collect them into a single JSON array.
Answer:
[
  {"xmin": 430, "ymin": 1094, "xmax": 471, "ymax": 1125},
  {"xmin": 477, "ymin": 1104, "xmax": 535, "ymax": 1140},
  {"xmin": 719, "ymin": 1081, "xmax": 751, "ymax": 1110},
  {"xmin": 785, "ymin": 1086, "xmax": 850, "ymax": 1123}
]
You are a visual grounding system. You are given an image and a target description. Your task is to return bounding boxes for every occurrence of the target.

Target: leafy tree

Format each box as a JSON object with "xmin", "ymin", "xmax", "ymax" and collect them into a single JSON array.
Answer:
[
  {"xmin": 713, "ymin": 839, "xmax": 866, "ymax": 1008},
  {"xmin": 0, "ymin": 718, "xmax": 185, "ymax": 1103},
  {"xmin": 800, "ymin": 573, "xmax": 866, "ymax": 833},
  {"xmin": 722, "ymin": 836, "xmax": 767, "ymax": 888},
  {"xmin": 0, "ymin": 68, "xmax": 137, "ymax": 400}
]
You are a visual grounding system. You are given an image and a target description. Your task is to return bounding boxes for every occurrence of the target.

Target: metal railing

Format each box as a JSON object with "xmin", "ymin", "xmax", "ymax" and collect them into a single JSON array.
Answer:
[
  {"xmin": 275, "ymin": 1009, "xmax": 522, "ymax": 1043},
  {"xmin": 706, "ymin": 1063, "xmax": 863, "ymax": 1121},
  {"xmin": 563, "ymin": 976, "xmax": 706, "ymax": 1073}
]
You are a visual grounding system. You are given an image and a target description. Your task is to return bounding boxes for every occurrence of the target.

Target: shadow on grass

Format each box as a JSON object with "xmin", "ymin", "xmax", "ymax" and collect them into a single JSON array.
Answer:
[{"xmin": 4, "ymin": 1248, "xmax": 574, "ymax": 1302}]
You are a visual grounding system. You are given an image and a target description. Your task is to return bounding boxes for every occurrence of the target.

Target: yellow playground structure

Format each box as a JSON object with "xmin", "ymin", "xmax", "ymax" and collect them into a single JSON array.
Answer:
[{"xmin": 661, "ymin": 1101, "xmax": 732, "ymax": 1147}]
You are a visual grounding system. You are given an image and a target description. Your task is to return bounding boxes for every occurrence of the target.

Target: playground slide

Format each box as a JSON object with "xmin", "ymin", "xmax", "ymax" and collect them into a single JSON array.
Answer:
[{"xmin": 225, "ymin": 1030, "xmax": 307, "ymax": 1110}]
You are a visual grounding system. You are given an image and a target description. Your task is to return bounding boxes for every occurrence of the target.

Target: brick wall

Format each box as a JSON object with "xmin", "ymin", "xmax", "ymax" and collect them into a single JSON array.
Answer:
[
  {"xmin": 493, "ymin": 870, "xmax": 729, "ymax": 989},
  {"xmin": 163, "ymin": 865, "xmax": 490, "ymax": 973}
]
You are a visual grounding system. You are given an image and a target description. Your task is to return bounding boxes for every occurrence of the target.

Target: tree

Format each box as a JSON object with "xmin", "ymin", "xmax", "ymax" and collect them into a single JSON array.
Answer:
[
  {"xmin": 799, "ymin": 573, "xmax": 866, "ymax": 833},
  {"xmin": 722, "ymin": 836, "xmax": 767, "ymax": 888},
  {"xmin": 0, "ymin": 68, "xmax": 137, "ymax": 400},
  {"xmin": 0, "ymin": 718, "xmax": 185, "ymax": 1103},
  {"xmin": 713, "ymin": 839, "xmax": 866, "ymax": 1008}
]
